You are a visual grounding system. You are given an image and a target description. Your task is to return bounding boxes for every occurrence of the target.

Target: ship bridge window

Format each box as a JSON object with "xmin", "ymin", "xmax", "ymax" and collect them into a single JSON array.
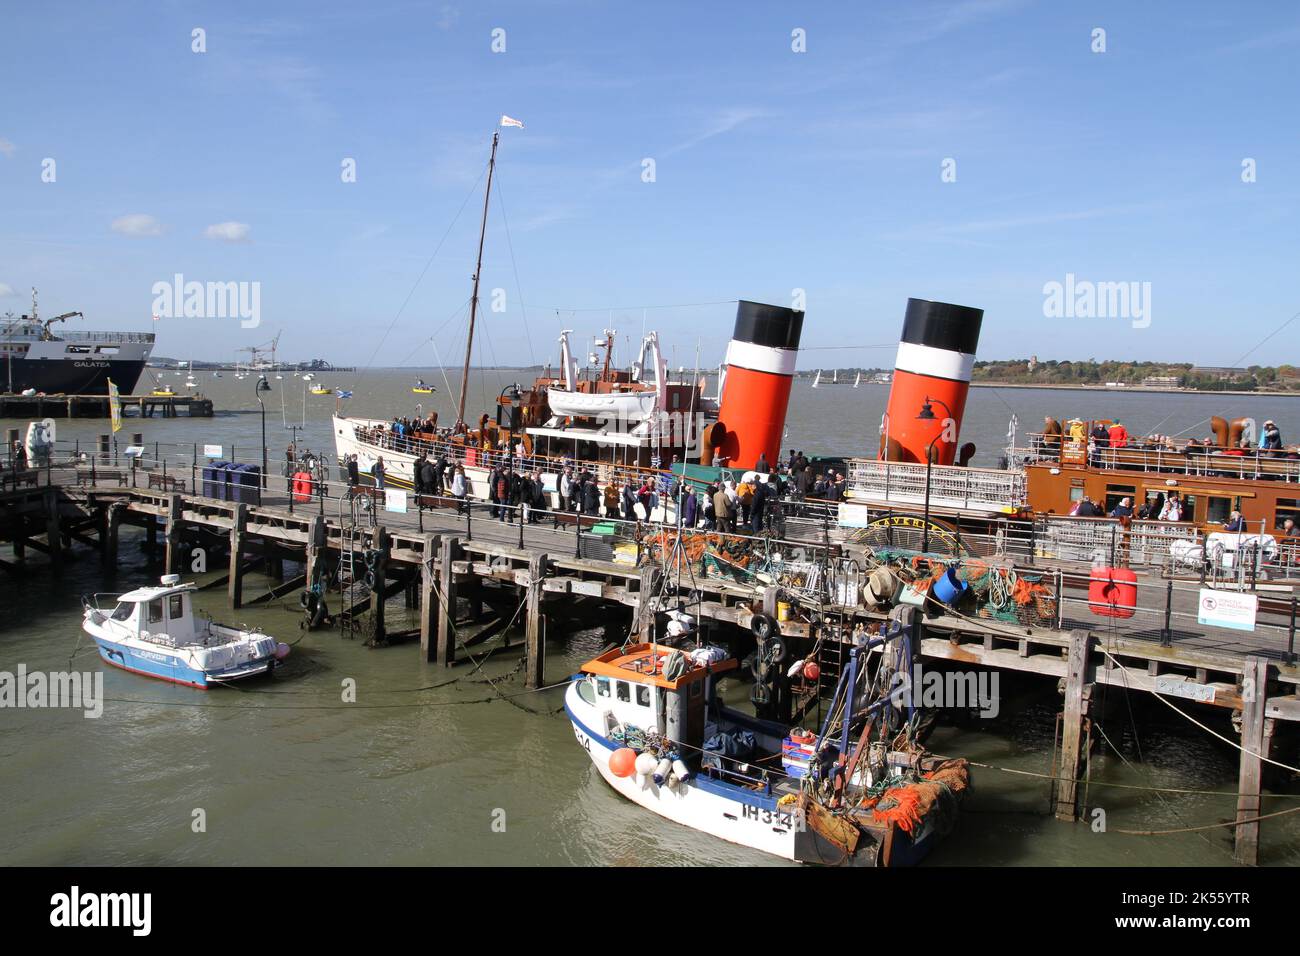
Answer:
[
  {"xmin": 635, "ymin": 684, "xmax": 651, "ymax": 708},
  {"xmin": 147, "ymin": 599, "xmax": 164, "ymax": 624},
  {"xmin": 595, "ymin": 676, "xmax": 610, "ymax": 697},
  {"xmin": 577, "ymin": 679, "xmax": 597, "ymax": 706},
  {"xmin": 168, "ymin": 593, "xmax": 185, "ymax": 620},
  {"xmin": 616, "ymin": 681, "xmax": 630, "ymax": 703},
  {"xmin": 111, "ymin": 602, "xmax": 134, "ymax": 622}
]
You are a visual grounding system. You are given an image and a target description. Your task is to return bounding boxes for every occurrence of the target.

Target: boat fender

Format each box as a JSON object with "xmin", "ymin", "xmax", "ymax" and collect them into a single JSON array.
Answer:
[
  {"xmin": 803, "ymin": 661, "xmax": 821, "ymax": 681},
  {"xmin": 763, "ymin": 634, "xmax": 787, "ymax": 665},
  {"xmin": 310, "ymin": 598, "xmax": 329, "ymax": 628},
  {"xmin": 275, "ymin": 642, "xmax": 291, "ymax": 660},
  {"xmin": 654, "ymin": 758, "xmax": 673, "ymax": 785},
  {"xmin": 672, "ymin": 759, "xmax": 691, "ymax": 782},
  {"xmin": 609, "ymin": 748, "xmax": 637, "ymax": 778},
  {"xmin": 634, "ymin": 752, "xmax": 658, "ymax": 777},
  {"xmin": 786, "ymin": 659, "xmax": 805, "ymax": 679},
  {"xmin": 750, "ymin": 613, "xmax": 777, "ymax": 642}
]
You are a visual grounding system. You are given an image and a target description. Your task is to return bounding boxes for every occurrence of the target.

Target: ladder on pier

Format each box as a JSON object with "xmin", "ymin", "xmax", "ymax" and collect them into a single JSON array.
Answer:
[{"xmin": 337, "ymin": 506, "xmax": 368, "ymax": 641}]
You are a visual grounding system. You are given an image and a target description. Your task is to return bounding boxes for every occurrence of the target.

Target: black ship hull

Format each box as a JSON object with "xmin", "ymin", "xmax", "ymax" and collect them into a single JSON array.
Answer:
[{"xmin": 5, "ymin": 358, "xmax": 149, "ymax": 395}]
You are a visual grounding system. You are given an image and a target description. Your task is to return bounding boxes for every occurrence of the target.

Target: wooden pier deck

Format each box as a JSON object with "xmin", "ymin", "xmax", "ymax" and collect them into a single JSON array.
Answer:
[
  {"xmin": 0, "ymin": 392, "xmax": 214, "ymax": 418},
  {"xmin": 3, "ymin": 468, "xmax": 1297, "ymax": 865}
]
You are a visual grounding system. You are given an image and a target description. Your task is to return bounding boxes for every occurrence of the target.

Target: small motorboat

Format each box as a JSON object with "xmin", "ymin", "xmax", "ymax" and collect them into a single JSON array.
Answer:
[
  {"xmin": 309, "ymin": 385, "xmax": 333, "ymax": 395},
  {"xmin": 412, "ymin": 381, "xmax": 436, "ymax": 394},
  {"xmin": 82, "ymin": 574, "xmax": 289, "ymax": 688},
  {"xmin": 151, "ymin": 386, "xmax": 177, "ymax": 397}
]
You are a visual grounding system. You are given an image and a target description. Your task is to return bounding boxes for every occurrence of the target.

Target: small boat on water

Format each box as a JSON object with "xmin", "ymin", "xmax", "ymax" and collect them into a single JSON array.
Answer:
[
  {"xmin": 412, "ymin": 381, "xmax": 436, "ymax": 394},
  {"xmin": 151, "ymin": 385, "xmax": 176, "ymax": 397},
  {"xmin": 309, "ymin": 385, "xmax": 333, "ymax": 395},
  {"xmin": 82, "ymin": 575, "xmax": 289, "ymax": 688},
  {"xmin": 565, "ymin": 607, "xmax": 969, "ymax": 866}
]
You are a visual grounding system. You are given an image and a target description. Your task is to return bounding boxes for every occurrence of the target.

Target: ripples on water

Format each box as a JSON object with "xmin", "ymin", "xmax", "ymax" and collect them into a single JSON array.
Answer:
[{"xmin": 2, "ymin": 371, "xmax": 1299, "ymax": 865}]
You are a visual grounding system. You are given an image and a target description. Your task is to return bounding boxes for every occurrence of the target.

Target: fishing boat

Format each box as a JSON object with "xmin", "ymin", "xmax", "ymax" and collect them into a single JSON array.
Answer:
[
  {"xmin": 565, "ymin": 607, "xmax": 969, "ymax": 866},
  {"xmin": 309, "ymin": 385, "xmax": 333, "ymax": 396},
  {"xmin": 412, "ymin": 381, "xmax": 436, "ymax": 394},
  {"xmin": 151, "ymin": 385, "xmax": 176, "ymax": 397},
  {"xmin": 81, "ymin": 575, "xmax": 290, "ymax": 688}
]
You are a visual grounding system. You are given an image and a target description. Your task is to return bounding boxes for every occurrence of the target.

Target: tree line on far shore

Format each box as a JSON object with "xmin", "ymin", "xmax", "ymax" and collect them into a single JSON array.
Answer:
[{"xmin": 969, "ymin": 359, "xmax": 1300, "ymax": 391}]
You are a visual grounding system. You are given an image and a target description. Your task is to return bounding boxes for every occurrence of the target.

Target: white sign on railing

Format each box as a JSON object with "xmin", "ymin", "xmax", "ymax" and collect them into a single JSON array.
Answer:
[
  {"xmin": 1197, "ymin": 588, "xmax": 1257, "ymax": 632},
  {"xmin": 204, "ymin": 444, "xmax": 223, "ymax": 458},
  {"xmin": 384, "ymin": 489, "xmax": 408, "ymax": 514}
]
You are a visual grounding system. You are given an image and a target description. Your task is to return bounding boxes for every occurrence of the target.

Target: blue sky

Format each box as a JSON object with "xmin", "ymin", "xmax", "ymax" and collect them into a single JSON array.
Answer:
[{"xmin": 2, "ymin": 0, "xmax": 1297, "ymax": 369}]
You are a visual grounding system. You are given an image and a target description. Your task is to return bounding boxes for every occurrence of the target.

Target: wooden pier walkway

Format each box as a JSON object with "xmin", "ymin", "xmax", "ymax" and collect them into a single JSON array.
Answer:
[{"xmin": 3, "ymin": 468, "xmax": 1297, "ymax": 865}]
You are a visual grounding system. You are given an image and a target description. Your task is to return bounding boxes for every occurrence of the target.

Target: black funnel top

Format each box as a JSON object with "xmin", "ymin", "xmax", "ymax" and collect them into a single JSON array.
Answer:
[
  {"xmin": 733, "ymin": 300, "xmax": 804, "ymax": 351},
  {"xmin": 901, "ymin": 298, "xmax": 983, "ymax": 355}
]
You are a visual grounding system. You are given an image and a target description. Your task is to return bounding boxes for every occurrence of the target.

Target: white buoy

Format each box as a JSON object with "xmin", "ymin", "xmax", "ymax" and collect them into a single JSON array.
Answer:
[{"xmin": 634, "ymin": 752, "xmax": 658, "ymax": 776}]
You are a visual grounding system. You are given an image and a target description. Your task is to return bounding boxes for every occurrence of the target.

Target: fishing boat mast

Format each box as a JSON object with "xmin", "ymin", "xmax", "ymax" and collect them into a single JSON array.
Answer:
[{"xmin": 455, "ymin": 131, "xmax": 500, "ymax": 429}]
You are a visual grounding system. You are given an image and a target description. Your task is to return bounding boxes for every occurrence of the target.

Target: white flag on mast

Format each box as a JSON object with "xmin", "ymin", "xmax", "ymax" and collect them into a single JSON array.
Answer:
[{"xmin": 500, "ymin": 115, "xmax": 524, "ymax": 129}]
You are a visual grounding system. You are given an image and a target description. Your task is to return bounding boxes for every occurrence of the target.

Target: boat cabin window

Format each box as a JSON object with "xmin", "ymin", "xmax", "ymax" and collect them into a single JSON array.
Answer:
[
  {"xmin": 1277, "ymin": 499, "xmax": 1300, "ymax": 533},
  {"xmin": 111, "ymin": 602, "xmax": 135, "ymax": 622},
  {"xmin": 1207, "ymin": 496, "xmax": 1234, "ymax": 525},
  {"xmin": 168, "ymin": 593, "xmax": 185, "ymax": 620},
  {"xmin": 1105, "ymin": 484, "xmax": 1136, "ymax": 513},
  {"xmin": 1179, "ymin": 496, "xmax": 1198, "ymax": 522},
  {"xmin": 595, "ymin": 677, "xmax": 610, "ymax": 698},
  {"xmin": 577, "ymin": 679, "xmax": 597, "ymax": 706},
  {"xmin": 635, "ymin": 684, "xmax": 651, "ymax": 708},
  {"xmin": 147, "ymin": 599, "xmax": 164, "ymax": 625},
  {"xmin": 1068, "ymin": 486, "xmax": 1084, "ymax": 503},
  {"xmin": 96, "ymin": 346, "xmax": 120, "ymax": 355},
  {"xmin": 616, "ymin": 681, "xmax": 630, "ymax": 703}
]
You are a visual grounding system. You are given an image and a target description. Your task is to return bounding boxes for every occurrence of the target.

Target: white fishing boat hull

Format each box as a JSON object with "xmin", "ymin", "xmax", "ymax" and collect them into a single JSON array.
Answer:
[{"xmin": 564, "ymin": 681, "xmax": 802, "ymax": 861}]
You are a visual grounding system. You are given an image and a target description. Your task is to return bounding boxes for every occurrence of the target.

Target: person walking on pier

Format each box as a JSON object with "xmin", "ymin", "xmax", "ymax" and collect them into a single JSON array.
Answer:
[
  {"xmin": 451, "ymin": 465, "xmax": 467, "ymax": 513},
  {"xmin": 346, "ymin": 454, "xmax": 359, "ymax": 489},
  {"xmin": 371, "ymin": 456, "xmax": 386, "ymax": 491},
  {"xmin": 713, "ymin": 484, "xmax": 732, "ymax": 534}
]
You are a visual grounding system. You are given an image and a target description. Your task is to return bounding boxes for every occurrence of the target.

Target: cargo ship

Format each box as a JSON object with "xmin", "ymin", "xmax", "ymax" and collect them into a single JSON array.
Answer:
[{"xmin": 2, "ymin": 290, "xmax": 155, "ymax": 395}]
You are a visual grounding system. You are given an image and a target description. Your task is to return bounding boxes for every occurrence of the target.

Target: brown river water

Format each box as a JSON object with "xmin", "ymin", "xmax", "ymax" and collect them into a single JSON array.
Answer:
[{"xmin": 2, "ymin": 369, "xmax": 1298, "ymax": 865}]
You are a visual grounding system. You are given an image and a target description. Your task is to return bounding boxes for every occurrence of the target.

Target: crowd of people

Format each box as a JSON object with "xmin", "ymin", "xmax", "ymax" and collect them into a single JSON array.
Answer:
[{"xmin": 1038, "ymin": 415, "xmax": 1300, "ymax": 471}]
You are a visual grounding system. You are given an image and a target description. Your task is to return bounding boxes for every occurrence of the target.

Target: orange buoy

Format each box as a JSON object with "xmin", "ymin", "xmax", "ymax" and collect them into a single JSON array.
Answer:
[
  {"xmin": 803, "ymin": 662, "xmax": 821, "ymax": 681},
  {"xmin": 1089, "ymin": 566, "xmax": 1137, "ymax": 618},
  {"xmin": 609, "ymin": 747, "xmax": 637, "ymax": 778}
]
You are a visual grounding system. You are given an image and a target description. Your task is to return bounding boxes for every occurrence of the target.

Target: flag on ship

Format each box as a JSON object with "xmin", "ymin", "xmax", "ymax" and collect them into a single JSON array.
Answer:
[
  {"xmin": 500, "ymin": 115, "xmax": 524, "ymax": 128},
  {"xmin": 337, "ymin": 389, "xmax": 353, "ymax": 399}
]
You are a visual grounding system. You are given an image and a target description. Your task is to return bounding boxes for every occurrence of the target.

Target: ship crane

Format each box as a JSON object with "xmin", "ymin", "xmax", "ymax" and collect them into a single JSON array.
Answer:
[{"xmin": 40, "ymin": 312, "xmax": 85, "ymax": 339}]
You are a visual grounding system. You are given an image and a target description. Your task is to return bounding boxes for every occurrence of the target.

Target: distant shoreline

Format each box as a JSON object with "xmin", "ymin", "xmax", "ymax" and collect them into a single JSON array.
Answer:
[{"xmin": 970, "ymin": 382, "xmax": 1300, "ymax": 398}]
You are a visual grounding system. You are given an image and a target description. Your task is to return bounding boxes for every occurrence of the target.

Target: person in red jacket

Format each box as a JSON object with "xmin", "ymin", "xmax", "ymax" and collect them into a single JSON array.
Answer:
[{"xmin": 1108, "ymin": 419, "xmax": 1129, "ymax": 449}]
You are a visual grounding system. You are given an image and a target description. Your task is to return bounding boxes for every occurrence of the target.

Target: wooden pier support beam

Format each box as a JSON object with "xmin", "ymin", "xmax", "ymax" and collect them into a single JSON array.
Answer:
[
  {"xmin": 42, "ymin": 487, "xmax": 61, "ymax": 561},
  {"xmin": 1054, "ymin": 630, "xmax": 1093, "ymax": 821},
  {"xmin": 304, "ymin": 514, "xmax": 326, "ymax": 588},
  {"xmin": 228, "ymin": 503, "xmax": 248, "ymax": 608},
  {"xmin": 525, "ymin": 552, "xmax": 548, "ymax": 689},
  {"xmin": 437, "ymin": 536, "xmax": 460, "ymax": 667},
  {"xmin": 369, "ymin": 526, "xmax": 390, "ymax": 647},
  {"xmin": 103, "ymin": 502, "xmax": 124, "ymax": 569},
  {"xmin": 1234, "ymin": 656, "xmax": 1272, "ymax": 866},
  {"xmin": 162, "ymin": 494, "xmax": 183, "ymax": 573},
  {"xmin": 419, "ymin": 534, "xmax": 441, "ymax": 663},
  {"xmin": 637, "ymin": 564, "xmax": 662, "ymax": 642}
]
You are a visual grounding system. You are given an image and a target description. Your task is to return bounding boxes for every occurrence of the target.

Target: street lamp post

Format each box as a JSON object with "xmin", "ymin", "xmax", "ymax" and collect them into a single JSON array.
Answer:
[
  {"xmin": 256, "ymin": 376, "xmax": 271, "ymax": 491},
  {"xmin": 916, "ymin": 396, "xmax": 954, "ymax": 554}
]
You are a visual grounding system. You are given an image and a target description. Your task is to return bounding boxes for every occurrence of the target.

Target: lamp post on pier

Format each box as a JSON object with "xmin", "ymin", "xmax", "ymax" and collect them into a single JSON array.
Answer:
[{"xmin": 256, "ymin": 375, "xmax": 271, "ymax": 490}]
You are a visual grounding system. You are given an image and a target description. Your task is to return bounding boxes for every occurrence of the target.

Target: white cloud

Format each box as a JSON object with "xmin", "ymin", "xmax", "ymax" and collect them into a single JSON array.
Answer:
[
  {"xmin": 204, "ymin": 221, "xmax": 252, "ymax": 242},
  {"xmin": 111, "ymin": 214, "xmax": 165, "ymax": 237},
  {"xmin": 0, "ymin": 138, "xmax": 15, "ymax": 158},
  {"xmin": 0, "ymin": 283, "xmax": 15, "ymax": 297}
]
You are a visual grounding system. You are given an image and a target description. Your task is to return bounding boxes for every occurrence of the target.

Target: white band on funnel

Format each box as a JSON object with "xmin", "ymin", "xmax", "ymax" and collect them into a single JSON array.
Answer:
[
  {"xmin": 894, "ymin": 341, "xmax": 975, "ymax": 382},
  {"xmin": 725, "ymin": 339, "xmax": 798, "ymax": 376}
]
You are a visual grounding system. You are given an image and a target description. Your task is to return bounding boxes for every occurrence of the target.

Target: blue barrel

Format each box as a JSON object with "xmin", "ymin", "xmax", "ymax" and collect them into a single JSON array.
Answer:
[{"xmin": 931, "ymin": 567, "xmax": 969, "ymax": 605}]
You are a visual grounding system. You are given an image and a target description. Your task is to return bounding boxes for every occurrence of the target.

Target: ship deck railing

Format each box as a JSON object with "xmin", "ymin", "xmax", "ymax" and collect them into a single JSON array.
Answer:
[
  {"xmin": 58, "ymin": 330, "xmax": 157, "ymax": 344},
  {"xmin": 844, "ymin": 458, "xmax": 1027, "ymax": 512},
  {"xmin": 1013, "ymin": 433, "xmax": 1300, "ymax": 483}
]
